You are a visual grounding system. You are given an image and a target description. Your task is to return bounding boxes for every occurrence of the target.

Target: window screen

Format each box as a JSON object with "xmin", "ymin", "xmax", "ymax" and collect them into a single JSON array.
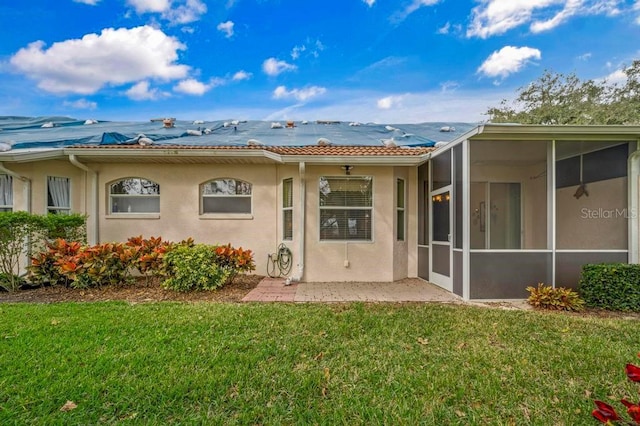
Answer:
[
  {"xmin": 0, "ymin": 174, "xmax": 12, "ymax": 212},
  {"xmin": 110, "ymin": 177, "xmax": 160, "ymax": 214},
  {"xmin": 202, "ymin": 178, "xmax": 252, "ymax": 214},
  {"xmin": 320, "ymin": 177, "xmax": 372, "ymax": 241},
  {"xmin": 397, "ymin": 179, "xmax": 405, "ymax": 241},
  {"xmin": 47, "ymin": 176, "xmax": 71, "ymax": 214},
  {"xmin": 283, "ymin": 178, "xmax": 293, "ymax": 240}
]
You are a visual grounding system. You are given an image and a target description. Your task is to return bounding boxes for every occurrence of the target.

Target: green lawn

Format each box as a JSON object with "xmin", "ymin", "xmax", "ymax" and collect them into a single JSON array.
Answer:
[{"xmin": 1, "ymin": 302, "xmax": 639, "ymax": 425}]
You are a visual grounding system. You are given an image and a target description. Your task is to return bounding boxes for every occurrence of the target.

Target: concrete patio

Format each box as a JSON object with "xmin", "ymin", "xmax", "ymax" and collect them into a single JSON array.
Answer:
[{"xmin": 242, "ymin": 277, "xmax": 462, "ymax": 303}]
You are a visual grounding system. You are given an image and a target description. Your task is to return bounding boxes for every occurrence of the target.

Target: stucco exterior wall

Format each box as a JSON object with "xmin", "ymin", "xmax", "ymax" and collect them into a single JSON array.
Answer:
[
  {"xmin": 276, "ymin": 165, "xmax": 299, "ymax": 276},
  {"xmin": 8, "ymin": 160, "xmax": 87, "ymax": 216},
  {"xmin": 302, "ymin": 165, "xmax": 395, "ymax": 282},
  {"xmin": 5, "ymin": 159, "xmax": 410, "ymax": 282},
  {"xmin": 91, "ymin": 162, "xmax": 280, "ymax": 276}
]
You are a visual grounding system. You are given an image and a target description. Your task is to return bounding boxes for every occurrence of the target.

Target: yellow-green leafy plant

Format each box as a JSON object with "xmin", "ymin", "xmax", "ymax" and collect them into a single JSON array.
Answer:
[
  {"xmin": 162, "ymin": 244, "xmax": 231, "ymax": 292},
  {"xmin": 526, "ymin": 283, "xmax": 585, "ymax": 312}
]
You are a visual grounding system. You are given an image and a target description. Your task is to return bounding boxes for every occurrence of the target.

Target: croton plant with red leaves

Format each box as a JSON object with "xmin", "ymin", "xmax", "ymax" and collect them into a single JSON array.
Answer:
[{"xmin": 593, "ymin": 355, "xmax": 640, "ymax": 424}]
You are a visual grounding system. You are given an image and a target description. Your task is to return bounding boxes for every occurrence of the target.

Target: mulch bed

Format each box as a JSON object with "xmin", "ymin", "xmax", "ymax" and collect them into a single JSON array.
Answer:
[{"xmin": 0, "ymin": 275, "xmax": 263, "ymax": 304}]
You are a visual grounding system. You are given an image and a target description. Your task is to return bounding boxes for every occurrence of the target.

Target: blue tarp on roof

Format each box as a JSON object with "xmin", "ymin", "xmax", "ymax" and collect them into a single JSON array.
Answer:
[{"xmin": 0, "ymin": 116, "xmax": 476, "ymax": 151}]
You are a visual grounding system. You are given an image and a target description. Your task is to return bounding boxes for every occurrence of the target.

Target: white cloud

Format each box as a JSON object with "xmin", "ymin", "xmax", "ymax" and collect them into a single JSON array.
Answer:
[
  {"xmin": 291, "ymin": 45, "xmax": 306, "ymax": 60},
  {"xmin": 351, "ymin": 56, "xmax": 408, "ymax": 81},
  {"xmin": 603, "ymin": 69, "xmax": 628, "ymax": 85},
  {"xmin": 363, "ymin": 0, "xmax": 375, "ymax": 6},
  {"xmin": 273, "ymin": 85, "xmax": 326, "ymax": 102},
  {"xmin": 577, "ymin": 52, "xmax": 592, "ymax": 61},
  {"xmin": 260, "ymin": 88, "xmax": 505, "ymax": 123},
  {"xmin": 377, "ymin": 95, "xmax": 405, "ymax": 109},
  {"xmin": 290, "ymin": 39, "xmax": 325, "ymax": 60},
  {"xmin": 311, "ymin": 40, "xmax": 325, "ymax": 58},
  {"xmin": 10, "ymin": 26, "xmax": 189, "ymax": 95},
  {"xmin": 127, "ymin": 0, "xmax": 170, "ymax": 13},
  {"xmin": 598, "ymin": 63, "xmax": 638, "ymax": 86},
  {"xmin": 217, "ymin": 21, "xmax": 234, "ymax": 38},
  {"xmin": 529, "ymin": 0, "xmax": 585, "ymax": 33},
  {"xmin": 174, "ymin": 77, "xmax": 225, "ymax": 95},
  {"xmin": 174, "ymin": 78, "xmax": 210, "ymax": 95},
  {"xmin": 390, "ymin": 0, "xmax": 441, "ymax": 24},
  {"xmin": 163, "ymin": 0, "xmax": 207, "ymax": 24},
  {"xmin": 126, "ymin": 0, "xmax": 207, "ymax": 24},
  {"xmin": 467, "ymin": 0, "xmax": 622, "ymax": 39},
  {"xmin": 437, "ymin": 22, "xmax": 451, "ymax": 34},
  {"xmin": 232, "ymin": 70, "xmax": 252, "ymax": 81},
  {"xmin": 440, "ymin": 81, "xmax": 460, "ymax": 92},
  {"xmin": 73, "ymin": 0, "xmax": 101, "ymax": 5},
  {"xmin": 477, "ymin": 46, "xmax": 541, "ymax": 79},
  {"xmin": 262, "ymin": 57, "xmax": 297, "ymax": 76},
  {"xmin": 63, "ymin": 98, "xmax": 97, "ymax": 109},
  {"xmin": 125, "ymin": 80, "xmax": 168, "ymax": 100},
  {"xmin": 160, "ymin": 87, "xmax": 507, "ymax": 124}
]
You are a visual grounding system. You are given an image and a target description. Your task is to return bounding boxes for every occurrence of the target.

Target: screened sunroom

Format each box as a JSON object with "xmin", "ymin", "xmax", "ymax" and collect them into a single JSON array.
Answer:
[{"xmin": 417, "ymin": 124, "xmax": 640, "ymax": 300}]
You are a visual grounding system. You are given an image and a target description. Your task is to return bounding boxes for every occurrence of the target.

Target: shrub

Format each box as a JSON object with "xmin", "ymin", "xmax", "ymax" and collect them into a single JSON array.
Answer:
[
  {"xmin": 37, "ymin": 213, "xmax": 87, "ymax": 245},
  {"xmin": 66, "ymin": 242, "xmax": 135, "ymax": 288},
  {"xmin": 0, "ymin": 272, "xmax": 26, "ymax": 292},
  {"xmin": 162, "ymin": 244, "xmax": 231, "ymax": 292},
  {"xmin": 29, "ymin": 239, "xmax": 82, "ymax": 287},
  {"xmin": 579, "ymin": 263, "xmax": 640, "ymax": 311},
  {"xmin": 28, "ymin": 236, "xmax": 253, "ymax": 292},
  {"xmin": 126, "ymin": 235, "xmax": 171, "ymax": 283},
  {"xmin": 29, "ymin": 239, "xmax": 135, "ymax": 288},
  {"xmin": 0, "ymin": 212, "xmax": 40, "ymax": 291},
  {"xmin": 212, "ymin": 243, "xmax": 256, "ymax": 283},
  {"xmin": 526, "ymin": 283, "xmax": 585, "ymax": 312},
  {"xmin": 0, "ymin": 212, "xmax": 86, "ymax": 291}
]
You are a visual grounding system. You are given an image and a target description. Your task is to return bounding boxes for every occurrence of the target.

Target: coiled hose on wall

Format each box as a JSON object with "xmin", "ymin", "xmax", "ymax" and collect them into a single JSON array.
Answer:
[{"xmin": 267, "ymin": 243, "xmax": 293, "ymax": 277}]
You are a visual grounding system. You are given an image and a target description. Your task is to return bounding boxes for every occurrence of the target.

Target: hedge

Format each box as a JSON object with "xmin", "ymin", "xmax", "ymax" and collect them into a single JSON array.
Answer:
[
  {"xmin": 579, "ymin": 263, "xmax": 640, "ymax": 311},
  {"xmin": 0, "ymin": 212, "xmax": 86, "ymax": 291}
]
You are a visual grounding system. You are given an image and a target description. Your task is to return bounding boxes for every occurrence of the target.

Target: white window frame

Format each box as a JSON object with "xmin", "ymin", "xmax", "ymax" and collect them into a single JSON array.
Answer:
[
  {"xmin": 282, "ymin": 178, "xmax": 293, "ymax": 240},
  {"xmin": 0, "ymin": 174, "xmax": 12, "ymax": 212},
  {"xmin": 46, "ymin": 176, "xmax": 71, "ymax": 215},
  {"xmin": 397, "ymin": 178, "xmax": 405, "ymax": 241},
  {"xmin": 319, "ymin": 176, "xmax": 373, "ymax": 242},
  {"xmin": 108, "ymin": 177, "xmax": 160, "ymax": 215},
  {"xmin": 200, "ymin": 178, "xmax": 253, "ymax": 216}
]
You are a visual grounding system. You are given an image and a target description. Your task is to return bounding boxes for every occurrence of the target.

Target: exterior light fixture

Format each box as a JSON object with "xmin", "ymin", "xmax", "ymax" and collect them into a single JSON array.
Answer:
[{"xmin": 342, "ymin": 165, "xmax": 353, "ymax": 175}]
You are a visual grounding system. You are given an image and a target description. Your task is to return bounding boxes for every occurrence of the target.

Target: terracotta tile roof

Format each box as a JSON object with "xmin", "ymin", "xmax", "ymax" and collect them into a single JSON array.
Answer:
[
  {"xmin": 265, "ymin": 146, "xmax": 433, "ymax": 156},
  {"xmin": 72, "ymin": 144, "xmax": 433, "ymax": 156}
]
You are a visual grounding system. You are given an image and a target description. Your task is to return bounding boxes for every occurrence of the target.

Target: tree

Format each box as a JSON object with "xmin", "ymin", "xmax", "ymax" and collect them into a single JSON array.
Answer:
[{"xmin": 485, "ymin": 60, "xmax": 640, "ymax": 125}]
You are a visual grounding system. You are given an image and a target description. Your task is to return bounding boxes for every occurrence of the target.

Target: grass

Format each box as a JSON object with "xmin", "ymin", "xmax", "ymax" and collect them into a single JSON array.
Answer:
[{"xmin": 1, "ymin": 302, "xmax": 640, "ymax": 425}]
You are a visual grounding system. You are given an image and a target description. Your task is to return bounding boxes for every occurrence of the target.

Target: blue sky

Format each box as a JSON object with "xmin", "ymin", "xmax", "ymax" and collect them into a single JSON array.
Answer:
[{"xmin": 0, "ymin": 0, "xmax": 638, "ymax": 123}]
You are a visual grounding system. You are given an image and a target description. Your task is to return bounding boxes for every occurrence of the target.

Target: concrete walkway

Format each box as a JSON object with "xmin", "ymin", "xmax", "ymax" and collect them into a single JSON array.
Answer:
[{"xmin": 242, "ymin": 277, "xmax": 461, "ymax": 303}]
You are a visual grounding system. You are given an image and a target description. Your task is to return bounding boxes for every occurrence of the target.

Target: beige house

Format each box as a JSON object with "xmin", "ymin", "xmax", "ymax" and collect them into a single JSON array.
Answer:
[{"xmin": 1, "ymin": 119, "xmax": 639, "ymax": 299}]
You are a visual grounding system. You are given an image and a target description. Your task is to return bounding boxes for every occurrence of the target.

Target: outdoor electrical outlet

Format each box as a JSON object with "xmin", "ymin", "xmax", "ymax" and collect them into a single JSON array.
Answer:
[{"xmin": 344, "ymin": 260, "xmax": 350, "ymax": 268}]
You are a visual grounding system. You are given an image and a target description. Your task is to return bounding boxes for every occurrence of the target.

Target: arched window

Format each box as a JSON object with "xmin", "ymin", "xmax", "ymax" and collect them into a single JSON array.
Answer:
[
  {"xmin": 201, "ymin": 178, "xmax": 252, "ymax": 214},
  {"xmin": 109, "ymin": 178, "xmax": 160, "ymax": 214}
]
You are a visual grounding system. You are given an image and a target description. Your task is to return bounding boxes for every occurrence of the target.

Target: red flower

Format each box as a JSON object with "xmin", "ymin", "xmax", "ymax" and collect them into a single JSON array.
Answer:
[
  {"xmin": 593, "ymin": 400, "xmax": 621, "ymax": 423},
  {"xmin": 622, "ymin": 399, "xmax": 640, "ymax": 423},
  {"xmin": 626, "ymin": 364, "xmax": 640, "ymax": 383}
]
